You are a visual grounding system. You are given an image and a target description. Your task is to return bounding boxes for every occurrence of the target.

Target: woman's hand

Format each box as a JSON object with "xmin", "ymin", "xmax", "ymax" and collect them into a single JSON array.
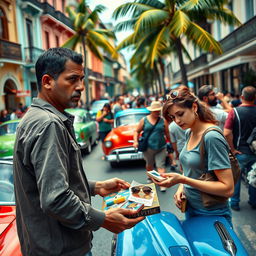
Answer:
[
  {"xmin": 173, "ymin": 185, "xmax": 185, "ymax": 209},
  {"xmin": 95, "ymin": 178, "xmax": 130, "ymax": 197},
  {"xmin": 151, "ymin": 173, "xmax": 184, "ymax": 187},
  {"xmin": 133, "ymin": 141, "xmax": 138, "ymax": 149}
]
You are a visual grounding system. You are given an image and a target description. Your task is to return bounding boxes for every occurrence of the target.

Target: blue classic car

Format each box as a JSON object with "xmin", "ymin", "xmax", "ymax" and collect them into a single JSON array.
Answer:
[
  {"xmin": 102, "ymin": 108, "xmax": 150, "ymax": 167},
  {"xmin": 112, "ymin": 211, "xmax": 248, "ymax": 256}
]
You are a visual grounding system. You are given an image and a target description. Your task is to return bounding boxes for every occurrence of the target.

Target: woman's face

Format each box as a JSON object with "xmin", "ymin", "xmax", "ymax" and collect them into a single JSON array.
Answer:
[{"xmin": 168, "ymin": 104, "xmax": 196, "ymax": 129}]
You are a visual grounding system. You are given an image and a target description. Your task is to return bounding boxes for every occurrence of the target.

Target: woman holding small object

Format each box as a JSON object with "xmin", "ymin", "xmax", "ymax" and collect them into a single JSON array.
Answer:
[
  {"xmin": 133, "ymin": 101, "xmax": 171, "ymax": 192},
  {"xmin": 151, "ymin": 87, "xmax": 234, "ymax": 225}
]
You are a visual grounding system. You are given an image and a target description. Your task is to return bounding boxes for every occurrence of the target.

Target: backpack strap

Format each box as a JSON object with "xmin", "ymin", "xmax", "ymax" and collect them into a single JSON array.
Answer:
[{"xmin": 233, "ymin": 108, "xmax": 241, "ymax": 148}]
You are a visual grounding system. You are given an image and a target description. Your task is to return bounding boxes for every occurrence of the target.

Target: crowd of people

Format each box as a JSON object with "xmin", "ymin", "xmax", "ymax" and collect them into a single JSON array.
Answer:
[
  {"xmin": 10, "ymin": 47, "xmax": 255, "ymax": 255},
  {"xmin": 0, "ymin": 103, "xmax": 28, "ymax": 124}
]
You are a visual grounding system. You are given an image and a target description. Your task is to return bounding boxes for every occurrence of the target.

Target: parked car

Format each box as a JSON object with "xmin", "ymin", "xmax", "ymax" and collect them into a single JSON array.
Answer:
[
  {"xmin": 65, "ymin": 108, "xmax": 98, "ymax": 153},
  {"xmin": 0, "ymin": 159, "xmax": 22, "ymax": 256},
  {"xmin": 102, "ymin": 108, "xmax": 150, "ymax": 167},
  {"xmin": 111, "ymin": 211, "xmax": 248, "ymax": 256},
  {"xmin": 90, "ymin": 100, "xmax": 109, "ymax": 120},
  {"xmin": 0, "ymin": 120, "xmax": 20, "ymax": 158}
]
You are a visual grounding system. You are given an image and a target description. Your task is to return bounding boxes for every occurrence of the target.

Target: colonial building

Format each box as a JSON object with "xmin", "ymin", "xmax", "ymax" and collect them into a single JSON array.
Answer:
[
  {"xmin": 170, "ymin": 0, "xmax": 256, "ymax": 94},
  {"xmin": 0, "ymin": 0, "xmax": 23, "ymax": 112}
]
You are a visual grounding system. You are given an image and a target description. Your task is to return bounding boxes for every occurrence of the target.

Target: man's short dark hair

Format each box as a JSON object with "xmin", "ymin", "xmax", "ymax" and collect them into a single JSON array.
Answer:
[
  {"xmin": 198, "ymin": 85, "xmax": 213, "ymax": 100},
  {"xmin": 35, "ymin": 47, "xmax": 83, "ymax": 91},
  {"xmin": 242, "ymin": 86, "xmax": 256, "ymax": 102}
]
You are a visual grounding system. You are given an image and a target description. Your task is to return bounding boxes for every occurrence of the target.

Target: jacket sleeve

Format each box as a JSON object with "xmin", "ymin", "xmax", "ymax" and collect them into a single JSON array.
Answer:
[{"xmin": 30, "ymin": 120, "xmax": 105, "ymax": 231}]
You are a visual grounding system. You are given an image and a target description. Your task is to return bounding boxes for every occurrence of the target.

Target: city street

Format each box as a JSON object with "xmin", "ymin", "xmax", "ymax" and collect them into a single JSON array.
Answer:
[{"xmin": 83, "ymin": 144, "xmax": 256, "ymax": 256}]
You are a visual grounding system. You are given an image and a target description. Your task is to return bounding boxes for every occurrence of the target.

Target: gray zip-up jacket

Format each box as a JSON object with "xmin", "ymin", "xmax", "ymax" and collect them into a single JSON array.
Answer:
[{"xmin": 13, "ymin": 98, "xmax": 105, "ymax": 256}]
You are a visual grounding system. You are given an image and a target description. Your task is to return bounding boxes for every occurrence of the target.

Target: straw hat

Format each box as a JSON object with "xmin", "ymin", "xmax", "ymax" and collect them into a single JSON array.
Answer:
[{"xmin": 147, "ymin": 101, "xmax": 162, "ymax": 111}]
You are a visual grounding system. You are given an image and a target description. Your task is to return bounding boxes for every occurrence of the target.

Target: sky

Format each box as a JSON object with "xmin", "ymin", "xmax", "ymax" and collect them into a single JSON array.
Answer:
[{"xmin": 88, "ymin": 0, "xmax": 133, "ymax": 65}]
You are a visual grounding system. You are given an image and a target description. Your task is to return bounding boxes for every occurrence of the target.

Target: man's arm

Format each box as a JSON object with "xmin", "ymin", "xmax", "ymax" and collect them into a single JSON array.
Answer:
[{"xmin": 223, "ymin": 128, "xmax": 241, "ymax": 155}]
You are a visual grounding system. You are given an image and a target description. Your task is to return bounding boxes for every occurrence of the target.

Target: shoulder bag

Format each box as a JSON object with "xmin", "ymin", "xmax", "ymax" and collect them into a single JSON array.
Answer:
[
  {"xmin": 138, "ymin": 117, "xmax": 160, "ymax": 152},
  {"xmin": 199, "ymin": 127, "xmax": 241, "ymax": 208}
]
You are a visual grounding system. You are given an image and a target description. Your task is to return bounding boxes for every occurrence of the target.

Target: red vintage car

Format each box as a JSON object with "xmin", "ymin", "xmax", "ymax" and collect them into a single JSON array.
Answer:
[
  {"xmin": 0, "ymin": 160, "xmax": 21, "ymax": 255},
  {"xmin": 102, "ymin": 108, "xmax": 150, "ymax": 167}
]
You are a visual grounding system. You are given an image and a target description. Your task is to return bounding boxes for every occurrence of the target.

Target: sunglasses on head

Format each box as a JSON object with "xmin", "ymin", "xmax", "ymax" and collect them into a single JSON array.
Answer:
[
  {"xmin": 131, "ymin": 186, "xmax": 152, "ymax": 195},
  {"xmin": 167, "ymin": 90, "xmax": 179, "ymax": 100}
]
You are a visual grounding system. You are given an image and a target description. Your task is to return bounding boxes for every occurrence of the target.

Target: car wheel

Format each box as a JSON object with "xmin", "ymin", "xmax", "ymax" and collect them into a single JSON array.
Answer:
[
  {"xmin": 110, "ymin": 162, "xmax": 119, "ymax": 168},
  {"xmin": 86, "ymin": 141, "xmax": 92, "ymax": 154},
  {"xmin": 111, "ymin": 234, "xmax": 117, "ymax": 256}
]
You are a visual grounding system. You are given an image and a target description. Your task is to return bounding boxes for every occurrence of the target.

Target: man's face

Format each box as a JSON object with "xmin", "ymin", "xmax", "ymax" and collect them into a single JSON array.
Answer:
[
  {"xmin": 207, "ymin": 90, "xmax": 218, "ymax": 106},
  {"xmin": 49, "ymin": 60, "xmax": 84, "ymax": 111}
]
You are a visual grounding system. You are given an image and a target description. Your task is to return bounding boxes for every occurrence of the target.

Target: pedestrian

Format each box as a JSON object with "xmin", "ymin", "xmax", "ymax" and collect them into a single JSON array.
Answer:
[
  {"xmin": 133, "ymin": 101, "xmax": 171, "ymax": 192},
  {"xmin": 0, "ymin": 109, "xmax": 10, "ymax": 123},
  {"xmin": 198, "ymin": 85, "xmax": 230, "ymax": 130},
  {"xmin": 13, "ymin": 48, "xmax": 144, "ymax": 256},
  {"xmin": 152, "ymin": 87, "xmax": 234, "ymax": 225},
  {"xmin": 112, "ymin": 95, "xmax": 125, "ymax": 115},
  {"xmin": 96, "ymin": 103, "xmax": 114, "ymax": 142},
  {"xmin": 224, "ymin": 86, "xmax": 256, "ymax": 211}
]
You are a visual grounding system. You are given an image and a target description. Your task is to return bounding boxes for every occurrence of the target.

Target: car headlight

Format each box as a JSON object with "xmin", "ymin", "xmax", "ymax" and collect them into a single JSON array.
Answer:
[{"xmin": 104, "ymin": 141, "xmax": 112, "ymax": 148}]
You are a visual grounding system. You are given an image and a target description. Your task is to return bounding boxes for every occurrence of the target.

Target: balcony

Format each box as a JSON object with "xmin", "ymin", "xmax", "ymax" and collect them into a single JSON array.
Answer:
[
  {"xmin": 24, "ymin": 47, "xmax": 44, "ymax": 63},
  {"xmin": 0, "ymin": 39, "xmax": 22, "ymax": 61},
  {"xmin": 41, "ymin": 2, "xmax": 72, "ymax": 28},
  {"xmin": 220, "ymin": 16, "xmax": 256, "ymax": 53}
]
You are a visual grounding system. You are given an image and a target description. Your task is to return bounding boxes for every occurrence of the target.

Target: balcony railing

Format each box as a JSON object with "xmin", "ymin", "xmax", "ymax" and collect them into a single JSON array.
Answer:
[
  {"xmin": 24, "ymin": 47, "xmax": 44, "ymax": 63},
  {"xmin": 0, "ymin": 39, "xmax": 22, "ymax": 61},
  {"xmin": 41, "ymin": 2, "xmax": 72, "ymax": 28},
  {"xmin": 220, "ymin": 15, "xmax": 256, "ymax": 53}
]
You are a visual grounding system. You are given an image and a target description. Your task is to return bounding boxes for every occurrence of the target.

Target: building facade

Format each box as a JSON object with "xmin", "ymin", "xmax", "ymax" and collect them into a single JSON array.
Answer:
[{"xmin": 171, "ymin": 0, "xmax": 256, "ymax": 94}]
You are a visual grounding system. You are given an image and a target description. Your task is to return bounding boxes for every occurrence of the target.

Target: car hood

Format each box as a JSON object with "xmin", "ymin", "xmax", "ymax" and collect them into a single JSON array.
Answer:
[
  {"xmin": 0, "ymin": 135, "xmax": 16, "ymax": 146},
  {"xmin": 0, "ymin": 206, "xmax": 16, "ymax": 236},
  {"xmin": 108, "ymin": 124, "xmax": 137, "ymax": 138}
]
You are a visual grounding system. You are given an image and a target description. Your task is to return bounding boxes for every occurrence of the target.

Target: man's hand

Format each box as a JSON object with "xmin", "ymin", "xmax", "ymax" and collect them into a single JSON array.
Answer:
[
  {"xmin": 95, "ymin": 178, "xmax": 130, "ymax": 197},
  {"xmin": 102, "ymin": 208, "xmax": 144, "ymax": 233}
]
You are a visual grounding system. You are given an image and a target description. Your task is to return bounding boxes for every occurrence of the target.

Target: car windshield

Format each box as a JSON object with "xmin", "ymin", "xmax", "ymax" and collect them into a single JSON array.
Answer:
[
  {"xmin": 74, "ymin": 115, "xmax": 83, "ymax": 123},
  {"xmin": 0, "ymin": 163, "xmax": 14, "ymax": 204},
  {"xmin": 0, "ymin": 122, "xmax": 19, "ymax": 136},
  {"xmin": 116, "ymin": 113, "xmax": 148, "ymax": 127},
  {"xmin": 91, "ymin": 101, "xmax": 108, "ymax": 111}
]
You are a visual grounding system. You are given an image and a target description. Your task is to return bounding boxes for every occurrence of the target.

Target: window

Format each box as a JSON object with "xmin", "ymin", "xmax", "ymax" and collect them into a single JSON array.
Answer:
[
  {"xmin": 55, "ymin": 35, "xmax": 59, "ymax": 47},
  {"xmin": 246, "ymin": 0, "xmax": 254, "ymax": 21},
  {"xmin": 62, "ymin": 0, "xmax": 65, "ymax": 12},
  {"xmin": 45, "ymin": 31, "xmax": 50, "ymax": 49},
  {"xmin": 26, "ymin": 19, "xmax": 33, "ymax": 48},
  {"xmin": 0, "ymin": 8, "xmax": 8, "ymax": 40}
]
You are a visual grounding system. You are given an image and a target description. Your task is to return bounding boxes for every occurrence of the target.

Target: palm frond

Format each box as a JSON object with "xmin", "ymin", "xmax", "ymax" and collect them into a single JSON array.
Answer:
[
  {"xmin": 81, "ymin": 18, "xmax": 94, "ymax": 31},
  {"xmin": 88, "ymin": 31, "xmax": 118, "ymax": 59},
  {"xmin": 89, "ymin": 5, "xmax": 106, "ymax": 23},
  {"xmin": 186, "ymin": 22, "xmax": 222, "ymax": 54},
  {"xmin": 168, "ymin": 10, "xmax": 191, "ymax": 36},
  {"xmin": 116, "ymin": 33, "xmax": 137, "ymax": 51},
  {"xmin": 134, "ymin": 9, "xmax": 169, "ymax": 36},
  {"xmin": 204, "ymin": 7, "xmax": 241, "ymax": 26},
  {"xmin": 86, "ymin": 39, "xmax": 103, "ymax": 60},
  {"xmin": 94, "ymin": 29, "xmax": 116, "ymax": 39},
  {"xmin": 61, "ymin": 34, "xmax": 81, "ymax": 50},
  {"xmin": 66, "ymin": 6, "xmax": 77, "ymax": 21},
  {"xmin": 112, "ymin": 2, "xmax": 155, "ymax": 20},
  {"xmin": 114, "ymin": 19, "xmax": 138, "ymax": 32},
  {"xmin": 77, "ymin": 0, "xmax": 88, "ymax": 13},
  {"xmin": 74, "ymin": 13, "xmax": 86, "ymax": 30}
]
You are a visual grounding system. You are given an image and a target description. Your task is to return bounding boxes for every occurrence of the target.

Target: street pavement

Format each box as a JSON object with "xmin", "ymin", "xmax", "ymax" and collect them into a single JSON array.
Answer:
[{"xmin": 83, "ymin": 144, "xmax": 256, "ymax": 256}]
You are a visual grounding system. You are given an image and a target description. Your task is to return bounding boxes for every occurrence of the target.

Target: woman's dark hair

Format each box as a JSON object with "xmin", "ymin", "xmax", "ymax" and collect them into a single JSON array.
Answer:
[
  {"xmin": 35, "ymin": 47, "xmax": 83, "ymax": 91},
  {"xmin": 163, "ymin": 87, "xmax": 218, "ymax": 125},
  {"xmin": 102, "ymin": 103, "xmax": 113, "ymax": 118}
]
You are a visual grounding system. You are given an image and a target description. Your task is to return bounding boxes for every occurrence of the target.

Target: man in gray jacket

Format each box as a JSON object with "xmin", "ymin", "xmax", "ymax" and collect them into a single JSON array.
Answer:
[{"xmin": 13, "ymin": 48, "xmax": 143, "ymax": 256}]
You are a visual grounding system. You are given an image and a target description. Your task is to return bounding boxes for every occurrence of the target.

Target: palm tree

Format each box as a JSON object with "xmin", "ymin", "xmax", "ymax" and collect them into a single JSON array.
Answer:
[
  {"xmin": 113, "ymin": 0, "xmax": 241, "ymax": 86},
  {"xmin": 62, "ymin": 0, "xmax": 118, "ymax": 107}
]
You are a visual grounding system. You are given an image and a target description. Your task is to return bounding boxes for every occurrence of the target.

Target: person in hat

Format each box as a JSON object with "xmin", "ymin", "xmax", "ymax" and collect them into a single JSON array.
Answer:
[{"xmin": 133, "ymin": 101, "xmax": 171, "ymax": 192}]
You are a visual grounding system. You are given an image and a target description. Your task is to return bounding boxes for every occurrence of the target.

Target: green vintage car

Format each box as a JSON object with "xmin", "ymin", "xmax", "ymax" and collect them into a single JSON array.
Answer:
[
  {"xmin": 65, "ymin": 108, "xmax": 98, "ymax": 153},
  {"xmin": 0, "ymin": 119, "xmax": 20, "ymax": 158}
]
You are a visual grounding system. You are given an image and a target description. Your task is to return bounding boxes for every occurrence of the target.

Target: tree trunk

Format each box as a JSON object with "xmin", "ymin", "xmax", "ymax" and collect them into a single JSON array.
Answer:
[
  {"xmin": 175, "ymin": 37, "xmax": 188, "ymax": 86},
  {"xmin": 81, "ymin": 36, "xmax": 90, "ymax": 109}
]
